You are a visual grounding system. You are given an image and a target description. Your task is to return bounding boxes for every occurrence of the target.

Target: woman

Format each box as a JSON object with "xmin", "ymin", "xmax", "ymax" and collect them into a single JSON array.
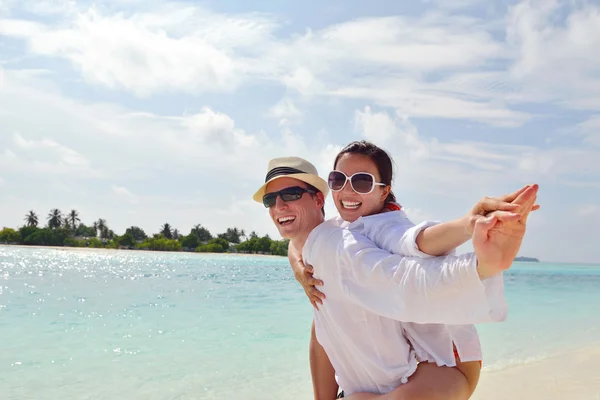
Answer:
[{"xmin": 290, "ymin": 140, "xmax": 537, "ymax": 399}]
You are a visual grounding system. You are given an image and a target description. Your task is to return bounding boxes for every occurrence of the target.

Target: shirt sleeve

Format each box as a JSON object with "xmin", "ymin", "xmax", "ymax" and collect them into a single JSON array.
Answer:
[
  {"xmin": 363, "ymin": 215, "xmax": 456, "ymax": 258},
  {"xmin": 399, "ymin": 221, "xmax": 456, "ymax": 257},
  {"xmin": 337, "ymin": 229, "xmax": 507, "ymax": 325}
]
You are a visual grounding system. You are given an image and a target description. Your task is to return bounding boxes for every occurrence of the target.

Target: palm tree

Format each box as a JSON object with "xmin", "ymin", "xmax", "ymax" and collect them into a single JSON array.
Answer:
[
  {"xmin": 191, "ymin": 224, "xmax": 212, "ymax": 242},
  {"xmin": 96, "ymin": 218, "xmax": 108, "ymax": 239},
  {"xmin": 161, "ymin": 223, "xmax": 173, "ymax": 239},
  {"xmin": 172, "ymin": 229, "xmax": 180, "ymax": 240},
  {"xmin": 68, "ymin": 210, "xmax": 80, "ymax": 228},
  {"xmin": 24, "ymin": 210, "xmax": 38, "ymax": 227},
  {"xmin": 47, "ymin": 209, "xmax": 62, "ymax": 229}
]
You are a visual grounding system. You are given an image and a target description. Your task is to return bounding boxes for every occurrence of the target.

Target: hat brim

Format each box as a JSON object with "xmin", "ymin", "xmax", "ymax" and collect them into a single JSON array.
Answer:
[{"xmin": 253, "ymin": 173, "xmax": 330, "ymax": 203}]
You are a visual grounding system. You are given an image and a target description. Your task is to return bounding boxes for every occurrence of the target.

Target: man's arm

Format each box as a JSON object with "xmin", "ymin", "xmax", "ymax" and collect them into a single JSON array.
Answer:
[
  {"xmin": 309, "ymin": 321, "xmax": 339, "ymax": 400},
  {"xmin": 288, "ymin": 244, "xmax": 325, "ymax": 309}
]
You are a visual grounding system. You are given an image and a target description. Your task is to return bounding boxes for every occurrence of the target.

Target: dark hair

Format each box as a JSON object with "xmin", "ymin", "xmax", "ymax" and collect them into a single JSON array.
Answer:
[
  {"xmin": 333, "ymin": 140, "xmax": 397, "ymax": 204},
  {"xmin": 305, "ymin": 183, "xmax": 326, "ymax": 216}
]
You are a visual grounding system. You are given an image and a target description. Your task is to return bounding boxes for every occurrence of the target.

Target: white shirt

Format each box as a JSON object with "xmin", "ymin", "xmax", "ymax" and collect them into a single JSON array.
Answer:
[{"xmin": 302, "ymin": 211, "xmax": 506, "ymax": 395}]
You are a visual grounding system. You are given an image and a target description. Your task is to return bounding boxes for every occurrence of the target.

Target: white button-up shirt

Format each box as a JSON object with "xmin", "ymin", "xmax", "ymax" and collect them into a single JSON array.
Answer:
[{"xmin": 302, "ymin": 211, "xmax": 506, "ymax": 395}]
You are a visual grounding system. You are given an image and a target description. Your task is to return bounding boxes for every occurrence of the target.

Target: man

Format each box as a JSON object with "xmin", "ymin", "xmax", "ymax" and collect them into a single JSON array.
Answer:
[{"xmin": 254, "ymin": 156, "xmax": 538, "ymax": 399}]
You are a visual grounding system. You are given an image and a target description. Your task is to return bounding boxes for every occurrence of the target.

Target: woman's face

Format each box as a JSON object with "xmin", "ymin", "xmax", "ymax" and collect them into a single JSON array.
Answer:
[{"xmin": 332, "ymin": 153, "xmax": 390, "ymax": 223}]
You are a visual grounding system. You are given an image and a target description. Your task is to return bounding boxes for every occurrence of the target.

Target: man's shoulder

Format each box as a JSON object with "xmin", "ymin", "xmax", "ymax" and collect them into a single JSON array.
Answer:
[
  {"xmin": 307, "ymin": 217, "xmax": 344, "ymax": 242},
  {"xmin": 303, "ymin": 217, "xmax": 346, "ymax": 261}
]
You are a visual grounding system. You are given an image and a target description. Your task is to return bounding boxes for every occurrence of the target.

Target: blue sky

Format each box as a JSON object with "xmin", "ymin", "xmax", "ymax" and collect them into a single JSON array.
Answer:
[{"xmin": 1, "ymin": 0, "xmax": 599, "ymax": 263}]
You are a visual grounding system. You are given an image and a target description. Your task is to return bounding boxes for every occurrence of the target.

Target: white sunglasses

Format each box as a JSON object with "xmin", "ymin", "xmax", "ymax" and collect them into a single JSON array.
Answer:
[{"xmin": 327, "ymin": 170, "xmax": 386, "ymax": 194}]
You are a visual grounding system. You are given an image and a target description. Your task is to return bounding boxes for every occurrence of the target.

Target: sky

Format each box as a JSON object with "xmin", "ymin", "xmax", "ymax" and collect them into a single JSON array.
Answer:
[{"xmin": 0, "ymin": 0, "xmax": 599, "ymax": 263}]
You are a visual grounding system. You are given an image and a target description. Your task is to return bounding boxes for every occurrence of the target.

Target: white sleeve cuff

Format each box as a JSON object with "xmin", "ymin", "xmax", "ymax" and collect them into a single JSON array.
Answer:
[
  {"xmin": 481, "ymin": 271, "xmax": 507, "ymax": 322},
  {"xmin": 462, "ymin": 254, "xmax": 508, "ymax": 323},
  {"xmin": 400, "ymin": 220, "xmax": 456, "ymax": 258}
]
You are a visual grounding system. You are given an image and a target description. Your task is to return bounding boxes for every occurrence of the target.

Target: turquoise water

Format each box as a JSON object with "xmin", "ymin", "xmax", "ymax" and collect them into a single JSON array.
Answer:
[{"xmin": 1, "ymin": 246, "xmax": 600, "ymax": 399}]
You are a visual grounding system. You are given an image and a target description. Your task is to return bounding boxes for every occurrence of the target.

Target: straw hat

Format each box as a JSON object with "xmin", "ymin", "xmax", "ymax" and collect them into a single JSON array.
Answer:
[{"xmin": 252, "ymin": 156, "xmax": 329, "ymax": 203}]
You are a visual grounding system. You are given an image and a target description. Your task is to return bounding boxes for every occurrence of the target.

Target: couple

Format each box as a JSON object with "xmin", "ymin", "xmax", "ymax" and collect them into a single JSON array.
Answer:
[{"xmin": 253, "ymin": 141, "xmax": 539, "ymax": 399}]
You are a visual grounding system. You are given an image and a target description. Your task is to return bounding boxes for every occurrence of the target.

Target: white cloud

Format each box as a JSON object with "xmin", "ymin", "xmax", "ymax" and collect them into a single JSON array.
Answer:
[
  {"xmin": 263, "ymin": 12, "xmax": 533, "ymax": 127},
  {"xmin": 426, "ymin": 0, "xmax": 484, "ymax": 10},
  {"xmin": 351, "ymin": 106, "xmax": 599, "ymax": 188},
  {"xmin": 111, "ymin": 185, "xmax": 138, "ymax": 204},
  {"xmin": 506, "ymin": 0, "xmax": 600, "ymax": 112},
  {"xmin": 0, "ymin": 5, "xmax": 279, "ymax": 96},
  {"xmin": 22, "ymin": 0, "xmax": 78, "ymax": 16},
  {"xmin": 576, "ymin": 204, "xmax": 600, "ymax": 218},
  {"xmin": 337, "ymin": 81, "xmax": 531, "ymax": 127},
  {"xmin": 0, "ymin": 0, "xmax": 14, "ymax": 16},
  {"xmin": 266, "ymin": 98, "xmax": 302, "ymax": 126},
  {"xmin": 577, "ymin": 115, "xmax": 600, "ymax": 147},
  {"xmin": 3, "ymin": 0, "xmax": 599, "ymax": 128},
  {"xmin": 290, "ymin": 14, "xmax": 506, "ymax": 72},
  {"xmin": 0, "ymin": 132, "xmax": 102, "ymax": 178},
  {"xmin": 281, "ymin": 67, "xmax": 324, "ymax": 98},
  {"xmin": 0, "ymin": 2, "xmax": 528, "ymax": 125},
  {"xmin": 354, "ymin": 106, "xmax": 431, "ymax": 161}
]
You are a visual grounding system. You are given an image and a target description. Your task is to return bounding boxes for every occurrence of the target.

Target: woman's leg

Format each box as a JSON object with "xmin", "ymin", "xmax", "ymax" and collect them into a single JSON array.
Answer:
[{"xmin": 344, "ymin": 359, "xmax": 480, "ymax": 400}]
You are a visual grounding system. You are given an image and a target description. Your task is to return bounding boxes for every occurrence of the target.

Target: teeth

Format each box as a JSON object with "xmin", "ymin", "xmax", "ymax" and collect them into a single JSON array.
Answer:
[
  {"xmin": 278, "ymin": 216, "xmax": 295, "ymax": 223},
  {"xmin": 342, "ymin": 201, "xmax": 361, "ymax": 209}
]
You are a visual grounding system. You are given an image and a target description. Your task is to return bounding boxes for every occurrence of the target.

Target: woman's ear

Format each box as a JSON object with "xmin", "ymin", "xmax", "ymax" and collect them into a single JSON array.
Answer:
[{"xmin": 381, "ymin": 185, "xmax": 391, "ymax": 201}]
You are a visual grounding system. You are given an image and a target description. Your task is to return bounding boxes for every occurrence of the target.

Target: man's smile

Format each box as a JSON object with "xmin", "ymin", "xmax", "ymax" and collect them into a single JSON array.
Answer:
[{"xmin": 277, "ymin": 215, "xmax": 296, "ymax": 225}]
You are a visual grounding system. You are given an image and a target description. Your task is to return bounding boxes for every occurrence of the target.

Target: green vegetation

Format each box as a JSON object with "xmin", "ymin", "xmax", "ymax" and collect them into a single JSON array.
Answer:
[{"xmin": 1, "ymin": 209, "xmax": 288, "ymax": 256}]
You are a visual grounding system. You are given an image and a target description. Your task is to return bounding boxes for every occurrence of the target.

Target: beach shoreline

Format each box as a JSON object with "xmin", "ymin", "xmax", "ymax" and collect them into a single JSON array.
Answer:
[
  {"xmin": 472, "ymin": 344, "xmax": 600, "ymax": 399},
  {"xmin": 0, "ymin": 243, "xmax": 284, "ymax": 258}
]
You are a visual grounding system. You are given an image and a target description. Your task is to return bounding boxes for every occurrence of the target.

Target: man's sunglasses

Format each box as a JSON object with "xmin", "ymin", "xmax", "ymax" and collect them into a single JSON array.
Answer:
[
  {"xmin": 262, "ymin": 186, "xmax": 317, "ymax": 208},
  {"xmin": 328, "ymin": 170, "xmax": 386, "ymax": 194}
]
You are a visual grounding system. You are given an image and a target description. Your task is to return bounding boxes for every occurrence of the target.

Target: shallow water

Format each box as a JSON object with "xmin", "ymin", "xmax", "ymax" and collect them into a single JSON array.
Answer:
[{"xmin": 1, "ymin": 246, "xmax": 599, "ymax": 399}]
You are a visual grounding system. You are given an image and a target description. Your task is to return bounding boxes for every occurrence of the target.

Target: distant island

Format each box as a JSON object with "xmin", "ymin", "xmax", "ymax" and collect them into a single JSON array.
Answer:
[{"xmin": 514, "ymin": 256, "xmax": 540, "ymax": 262}]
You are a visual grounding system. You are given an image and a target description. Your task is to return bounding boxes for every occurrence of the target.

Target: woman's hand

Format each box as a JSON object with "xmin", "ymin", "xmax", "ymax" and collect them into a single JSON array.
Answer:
[
  {"xmin": 464, "ymin": 185, "xmax": 540, "ymax": 236},
  {"xmin": 293, "ymin": 258, "xmax": 326, "ymax": 310}
]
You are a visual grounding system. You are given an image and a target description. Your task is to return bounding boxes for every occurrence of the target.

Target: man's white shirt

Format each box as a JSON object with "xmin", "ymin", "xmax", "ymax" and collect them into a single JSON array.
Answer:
[{"xmin": 302, "ymin": 211, "xmax": 507, "ymax": 395}]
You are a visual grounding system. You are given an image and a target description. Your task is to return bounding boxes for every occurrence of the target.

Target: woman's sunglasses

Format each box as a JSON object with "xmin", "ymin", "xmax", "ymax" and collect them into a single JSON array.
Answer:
[
  {"xmin": 262, "ymin": 186, "xmax": 316, "ymax": 208},
  {"xmin": 328, "ymin": 170, "xmax": 386, "ymax": 194}
]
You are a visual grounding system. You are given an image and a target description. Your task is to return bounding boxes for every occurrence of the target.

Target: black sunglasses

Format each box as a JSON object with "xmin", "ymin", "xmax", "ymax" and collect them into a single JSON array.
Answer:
[{"xmin": 262, "ymin": 186, "xmax": 316, "ymax": 208}]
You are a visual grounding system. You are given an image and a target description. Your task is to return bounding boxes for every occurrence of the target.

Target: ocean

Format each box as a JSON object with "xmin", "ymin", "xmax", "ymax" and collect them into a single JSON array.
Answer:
[{"xmin": 2, "ymin": 245, "xmax": 600, "ymax": 399}]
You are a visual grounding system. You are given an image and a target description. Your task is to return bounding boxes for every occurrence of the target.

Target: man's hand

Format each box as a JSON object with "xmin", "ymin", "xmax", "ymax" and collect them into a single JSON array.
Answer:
[
  {"xmin": 292, "ymin": 258, "xmax": 325, "ymax": 310},
  {"xmin": 464, "ymin": 185, "xmax": 541, "ymax": 236},
  {"xmin": 473, "ymin": 184, "xmax": 539, "ymax": 280}
]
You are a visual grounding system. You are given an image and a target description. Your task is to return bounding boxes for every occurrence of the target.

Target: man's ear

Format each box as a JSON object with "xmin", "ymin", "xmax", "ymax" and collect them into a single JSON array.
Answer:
[{"xmin": 316, "ymin": 192, "xmax": 325, "ymax": 208}]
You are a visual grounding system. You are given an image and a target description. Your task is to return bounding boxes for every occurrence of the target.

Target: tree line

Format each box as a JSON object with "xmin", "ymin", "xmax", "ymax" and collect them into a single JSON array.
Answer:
[{"xmin": 0, "ymin": 209, "xmax": 288, "ymax": 256}]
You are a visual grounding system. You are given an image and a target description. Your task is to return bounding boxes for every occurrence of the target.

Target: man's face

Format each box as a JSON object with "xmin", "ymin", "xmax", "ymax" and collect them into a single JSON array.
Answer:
[{"xmin": 265, "ymin": 177, "xmax": 324, "ymax": 240}]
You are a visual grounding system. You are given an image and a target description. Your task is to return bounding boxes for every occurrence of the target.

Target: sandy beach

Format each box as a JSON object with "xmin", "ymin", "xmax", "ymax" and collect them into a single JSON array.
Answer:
[{"xmin": 472, "ymin": 345, "xmax": 600, "ymax": 400}]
